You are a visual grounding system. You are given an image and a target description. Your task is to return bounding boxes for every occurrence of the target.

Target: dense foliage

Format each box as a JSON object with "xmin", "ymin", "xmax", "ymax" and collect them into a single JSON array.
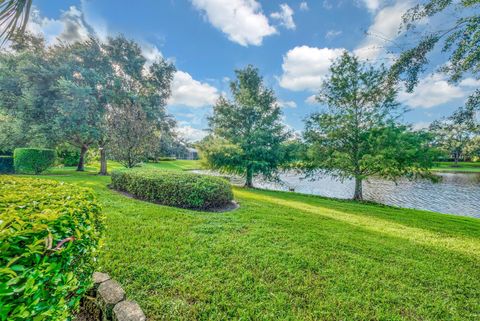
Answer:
[
  {"xmin": 430, "ymin": 106, "xmax": 480, "ymax": 163},
  {"xmin": 0, "ymin": 156, "xmax": 14, "ymax": 174},
  {"xmin": 0, "ymin": 176, "xmax": 103, "ymax": 321},
  {"xmin": 56, "ymin": 144, "xmax": 87, "ymax": 167},
  {"xmin": 304, "ymin": 52, "xmax": 434, "ymax": 200},
  {"xmin": 199, "ymin": 65, "xmax": 291, "ymax": 187},
  {"xmin": 13, "ymin": 148, "xmax": 55, "ymax": 174},
  {"xmin": 0, "ymin": 33, "xmax": 177, "ymax": 173},
  {"xmin": 111, "ymin": 168, "xmax": 233, "ymax": 210},
  {"xmin": 0, "ymin": 156, "xmax": 14, "ymax": 173}
]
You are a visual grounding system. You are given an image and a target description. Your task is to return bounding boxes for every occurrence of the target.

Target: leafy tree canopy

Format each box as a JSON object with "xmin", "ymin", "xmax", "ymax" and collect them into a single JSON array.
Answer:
[
  {"xmin": 304, "ymin": 52, "xmax": 435, "ymax": 200},
  {"xmin": 199, "ymin": 65, "xmax": 291, "ymax": 187}
]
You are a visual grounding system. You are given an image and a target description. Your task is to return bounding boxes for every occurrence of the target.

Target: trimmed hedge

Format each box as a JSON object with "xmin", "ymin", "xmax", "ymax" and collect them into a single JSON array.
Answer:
[
  {"xmin": 0, "ymin": 156, "xmax": 14, "ymax": 174},
  {"xmin": 14, "ymin": 148, "xmax": 56, "ymax": 174},
  {"xmin": 111, "ymin": 168, "xmax": 233, "ymax": 210},
  {"xmin": 0, "ymin": 176, "xmax": 104, "ymax": 321}
]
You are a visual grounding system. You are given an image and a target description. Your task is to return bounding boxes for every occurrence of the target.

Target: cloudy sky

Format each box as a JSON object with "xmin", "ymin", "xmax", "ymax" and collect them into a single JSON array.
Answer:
[{"xmin": 28, "ymin": 0, "xmax": 479, "ymax": 141}]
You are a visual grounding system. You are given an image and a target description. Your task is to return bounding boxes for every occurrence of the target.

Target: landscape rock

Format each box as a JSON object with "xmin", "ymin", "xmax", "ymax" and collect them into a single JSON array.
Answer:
[
  {"xmin": 93, "ymin": 272, "xmax": 111, "ymax": 285},
  {"xmin": 113, "ymin": 301, "xmax": 146, "ymax": 321},
  {"xmin": 97, "ymin": 280, "xmax": 126, "ymax": 320}
]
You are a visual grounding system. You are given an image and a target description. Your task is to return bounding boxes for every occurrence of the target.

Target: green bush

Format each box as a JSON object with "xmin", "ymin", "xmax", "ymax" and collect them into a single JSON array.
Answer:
[
  {"xmin": 111, "ymin": 168, "xmax": 233, "ymax": 210},
  {"xmin": 0, "ymin": 156, "xmax": 14, "ymax": 173},
  {"xmin": 0, "ymin": 176, "xmax": 104, "ymax": 321},
  {"xmin": 14, "ymin": 148, "xmax": 56, "ymax": 174},
  {"xmin": 56, "ymin": 145, "xmax": 84, "ymax": 167}
]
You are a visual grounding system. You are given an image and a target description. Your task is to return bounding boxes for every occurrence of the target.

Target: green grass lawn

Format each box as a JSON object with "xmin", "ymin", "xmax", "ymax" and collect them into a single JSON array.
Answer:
[
  {"xmin": 432, "ymin": 161, "xmax": 480, "ymax": 173},
  {"xmin": 33, "ymin": 161, "xmax": 480, "ymax": 320}
]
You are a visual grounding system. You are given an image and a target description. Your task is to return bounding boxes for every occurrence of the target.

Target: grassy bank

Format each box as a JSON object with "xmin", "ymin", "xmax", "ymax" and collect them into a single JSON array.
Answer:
[
  {"xmin": 432, "ymin": 161, "xmax": 480, "ymax": 173},
  {"xmin": 29, "ymin": 161, "xmax": 480, "ymax": 320}
]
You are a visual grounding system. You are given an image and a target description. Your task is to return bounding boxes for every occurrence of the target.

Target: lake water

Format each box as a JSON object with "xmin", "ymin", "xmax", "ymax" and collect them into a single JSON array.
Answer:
[{"xmin": 193, "ymin": 170, "xmax": 480, "ymax": 218}]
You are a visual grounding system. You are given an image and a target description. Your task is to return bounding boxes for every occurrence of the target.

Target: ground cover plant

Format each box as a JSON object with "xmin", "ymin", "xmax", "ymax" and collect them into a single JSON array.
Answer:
[
  {"xmin": 0, "ymin": 176, "xmax": 103, "ymax": 320},
  {"xmin": 25, "ymin": 161, "xmax": 480, "ymax": 321},
  {"xmin": 111, "ymin": 167, "xmax": 233, "ymax": 210}
]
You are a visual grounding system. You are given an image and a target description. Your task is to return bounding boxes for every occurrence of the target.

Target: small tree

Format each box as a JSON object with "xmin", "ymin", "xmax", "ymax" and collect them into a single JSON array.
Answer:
[
  {"xmin": 107, "ymin": 102, "xmax": 156, "ymax": 168},
  {"xmin": 430, "ymin": 106, "xmax": 479, "ymax": 165},
  {"xmin": 199, "ymin": 65, "xmax": 290, "ymax": 187},
  {"xmin": 304, "ymin": 52, "xmax": 434, "ymax": 200}
]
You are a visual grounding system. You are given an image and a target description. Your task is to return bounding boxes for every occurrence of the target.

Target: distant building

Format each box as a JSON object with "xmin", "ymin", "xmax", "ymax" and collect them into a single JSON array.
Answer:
[
  {"xmin": 174, "ymin": 147, "xmax": 198, "ymax": 160},
  {"xmin": 184, "ymin": 148, "xmax": 198, "ymax": 160}
]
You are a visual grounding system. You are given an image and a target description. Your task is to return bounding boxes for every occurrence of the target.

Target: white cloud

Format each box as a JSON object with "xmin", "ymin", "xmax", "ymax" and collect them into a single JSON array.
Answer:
[
  {"xmin": 271, "ymin": 4, "xmax": 296, "ymax": 30},
  {"xmin": 354, "ymin": 1, "xmax": 411, "ymax": 60},
  {"xmin": 140, "ymin": 42, "xmax": 164, "ymax": 66},
  {"xmin": 176, "ymin": 125, "xmax": 208, "ymax": 142},
  {"xmin": 305, "ymin": 95, "xmax": 318, "ymax": 105},
  {"xmin": 278, "ymin": 100, "xmax": 297, "ymax": 108},
  {"xmin": 360, "ymin": 0, "xmax": 382, "ymax": 12},
  {"xmin": 398, "ymin": 73, "xmax": 469, "ymax": 109},
  {"xmin": 325, "ymin": 29, "xmax": 342, "ymax": 39},
  {"xmin": 459, "ymin": 78, "xmax": 480, "ymax": 88},
  {"xmin": 191, "ymin": 0, "xmax": 276, "ymax": 46},
  {"xmin": 412, "ymin": 121, "xmax": 431, "ymax": 131},
  {"xmin": 279, "ymin": 46, "xmax": 345, "ymax": 91},
  {"xmin": 299, "ymin": 2, "xmax": 309, "ymax": 11},
  {"xmin": 27, "ymin": 6, "xmax": 92, "ymax": 44},
  {"xmin": 322, "ymin": 1, "xmax": 333, "ymax": 10},
  {"xmin": 168, "ymin": 71, "xmax": 219, "ymax": 108}
]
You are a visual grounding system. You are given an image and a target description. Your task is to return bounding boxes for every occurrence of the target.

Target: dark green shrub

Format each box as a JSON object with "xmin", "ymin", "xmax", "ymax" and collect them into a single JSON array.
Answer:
[
  {"xmin": 0, "ymin": 156, "xmax": 14, "ymax": 173},
  {"xmin": 14, "ymin": 148, "xmax": 56, "ymax": 174},
  {"xmin": 0, "ymin": 176, "xmax": 104, "ymax": 321},
  {"xmin": 111, "ymin": 168, "xmax": 233, "ymax": 210},
  {"xmin": 56, "ymin": 145, "xmax": 85, "ymax": 167}
]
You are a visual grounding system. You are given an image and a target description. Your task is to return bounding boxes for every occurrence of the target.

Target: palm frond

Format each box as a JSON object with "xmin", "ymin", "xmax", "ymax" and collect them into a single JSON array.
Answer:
[{"xmin": 0, "ymin": 0, "xmax": 32, "ymax": 44}]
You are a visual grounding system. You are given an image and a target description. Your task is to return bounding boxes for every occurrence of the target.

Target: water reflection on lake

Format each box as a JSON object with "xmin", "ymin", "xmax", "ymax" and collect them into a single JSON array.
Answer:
[{"xmin": 194, "ymin": 170, "xmax": 480, "ymax": 218}]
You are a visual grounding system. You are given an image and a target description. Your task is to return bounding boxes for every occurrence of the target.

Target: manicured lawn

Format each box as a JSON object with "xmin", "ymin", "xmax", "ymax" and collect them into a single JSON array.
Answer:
[
  {"xmin": 432, "ymin": 161, "xmax": 480, "ymax": 173},
  {"xmin": 32, "ymin": 161, "xmax": 480, "ymax": 320}
]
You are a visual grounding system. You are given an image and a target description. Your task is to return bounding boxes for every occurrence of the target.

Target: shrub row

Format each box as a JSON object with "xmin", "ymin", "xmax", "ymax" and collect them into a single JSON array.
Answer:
[
  {"xmin": 111, "ymin": 168, "xmax": 233, "ymax": 210},
  {"xmin": 0, "ymin": 176, "xmax": 104, "ymax": 321},
  {"xmin": 0, "ymin": 156, "xmax": 14, "ymax": 174},
  {"xmin": 13, "ymin": 148, "xmax": 56, "ymax": 174}
]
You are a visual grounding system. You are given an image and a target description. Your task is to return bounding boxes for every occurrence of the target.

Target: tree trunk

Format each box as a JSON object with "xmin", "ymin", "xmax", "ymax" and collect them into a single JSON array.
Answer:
[
  {"xmin": 453, "ymin": 151, "xmax": 460, "ymax": 167},
  {"xmin": 76, "ymin": 145, "xmax": 88, "ymax": 172},
  {"xmin": 245, "ymin": 165, "xmax": 254, "ymax": 188},
  {"xmin": 99, "ymin": 147, "xmax": 107, "ymax": 175},
  {"xmin": 353, "ymin": 177, "xmax": 363, "ymax": 200}
]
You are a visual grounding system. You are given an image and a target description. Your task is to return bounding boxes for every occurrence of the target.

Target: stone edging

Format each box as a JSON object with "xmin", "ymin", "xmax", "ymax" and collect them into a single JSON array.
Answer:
[{"xmin": 90, "ymin": 272, "xmax": 146, "ymax": 321}]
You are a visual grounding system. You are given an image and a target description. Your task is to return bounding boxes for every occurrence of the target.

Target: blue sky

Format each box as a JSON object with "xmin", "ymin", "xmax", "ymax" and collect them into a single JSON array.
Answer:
[{"xmin": 29, "ymin": 0, "xmax": 480, "ymax": 141}]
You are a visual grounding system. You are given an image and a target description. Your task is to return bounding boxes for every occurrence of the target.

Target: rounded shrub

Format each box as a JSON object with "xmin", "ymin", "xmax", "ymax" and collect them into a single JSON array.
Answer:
[
  {"xmin": 111, "ymin": 168, "xmax": 233, "ymax": 210},
  {"xmin": 14, "ymin": 148, "xmax": 56, "ymax": 174},
  {"xmin": 0, "ymin": 155, "xmax": 14, "ymax": 173},
  {"xmin": 0, "ymin": 176, "xmax": 104, "ymax": 321}
]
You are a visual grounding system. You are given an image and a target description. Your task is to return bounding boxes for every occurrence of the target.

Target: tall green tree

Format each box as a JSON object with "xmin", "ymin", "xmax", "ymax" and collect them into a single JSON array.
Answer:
[
  {"xmin": 101, "ymin": 36, "xmax": 176, "ymax": 173},
  {"xmin": 0, "ymin": 33, "xmax": 60, "ymax": 149},
  {"xmin": 304, "ymin": 52, "xmax": 434, "ymax": 200},
  {"xmin": 51, "ymin": 37, "xmax": 114, "ymax": 171},
  {"xmin": 199, "ymin": 65, "xmax": 290, "ymax": 187}
]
